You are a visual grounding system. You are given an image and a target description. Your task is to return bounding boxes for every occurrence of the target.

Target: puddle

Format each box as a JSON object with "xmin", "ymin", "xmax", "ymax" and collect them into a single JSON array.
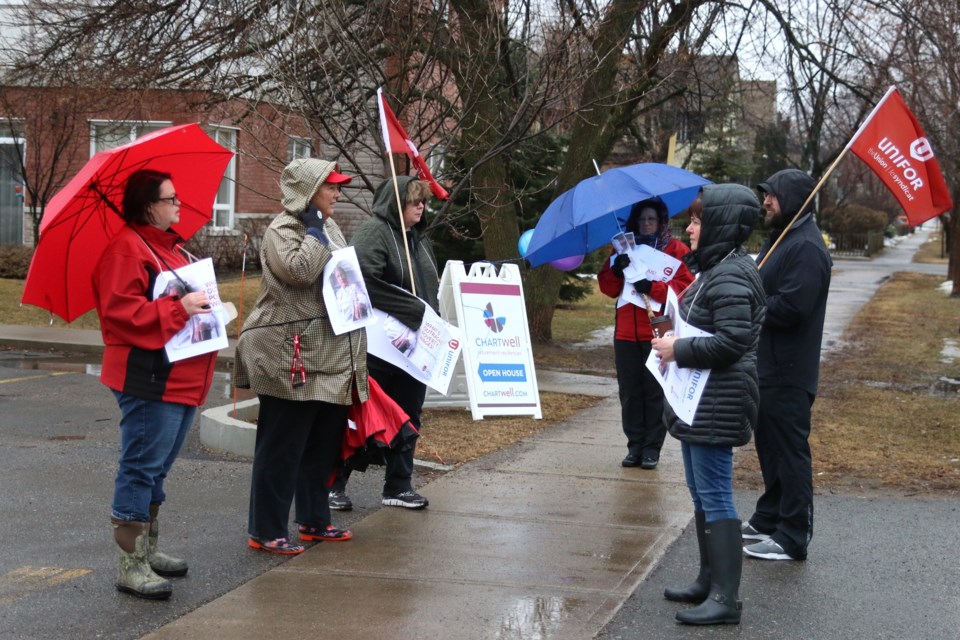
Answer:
[
  {"xmin": 496, "ymin": 595, "xmax": 584, "ymax": 639},
  {"xmin": 571, "ymin": 325, "xmax": 613, "ymax": 349},
  {"xmin": 932, "ymin": 377, "xmax": 960, "ymax": 396},
  {"xmin": 940, "ymin": 338, "xmax": 960, "ymax": 364},
  {"xmin": 861, "ymin": 378, "xmax": 959, "ymax": 397}
]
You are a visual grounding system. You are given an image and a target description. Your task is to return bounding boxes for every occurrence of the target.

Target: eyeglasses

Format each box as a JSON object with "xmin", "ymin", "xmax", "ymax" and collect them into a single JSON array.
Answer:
[
  {"xmin": 155, "ymin": 195, "xmax": 180, "ymax": 205},
  {"xmin": 410, "ymin": 198, "xmax": 427, "ymax": 207}
]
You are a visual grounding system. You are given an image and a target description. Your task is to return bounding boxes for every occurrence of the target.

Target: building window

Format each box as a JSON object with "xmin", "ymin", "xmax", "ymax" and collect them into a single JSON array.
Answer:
[
  {"xmin": 676, "ymin": 112, "xmax": 705, "ymax": 144},
  {"xmin": 90, "ymin": 121, "xmax": 170, "ymax": 156},
  {"xmin": 207, "ymin": 126, "xmax": 237, "ymax": 229},
  {"xmin": 288, "ymin": 136, "xmax": 312, "ymax": 161},
  {"xmin": 425, "ymin": 144, "xmax": 445, "ymax": 180}
]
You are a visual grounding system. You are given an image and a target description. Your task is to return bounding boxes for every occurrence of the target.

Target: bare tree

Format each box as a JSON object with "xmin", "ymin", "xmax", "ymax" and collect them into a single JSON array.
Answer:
[
  {"xmin": 8, "ymin": 0, "xmax": 766, "ymax": 339},
  {"xmin": 884, "ymin": 1, "xmax": 960, "ymax": 294},
  {"xmin": 0, "ymin": 81, "xmax": 123, "ymax": 244}
]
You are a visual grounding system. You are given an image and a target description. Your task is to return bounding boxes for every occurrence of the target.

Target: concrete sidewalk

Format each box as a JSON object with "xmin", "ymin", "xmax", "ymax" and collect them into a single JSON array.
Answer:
[{"xmin": 148, "ymin": 382, "xmax": 692, "ymax": 640}]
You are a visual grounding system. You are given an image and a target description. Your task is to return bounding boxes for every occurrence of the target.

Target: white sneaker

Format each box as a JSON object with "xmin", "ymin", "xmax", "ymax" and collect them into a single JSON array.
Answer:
[{"xmin": 743, "ymin": 538, "xmax": 796, "ymax": 561}]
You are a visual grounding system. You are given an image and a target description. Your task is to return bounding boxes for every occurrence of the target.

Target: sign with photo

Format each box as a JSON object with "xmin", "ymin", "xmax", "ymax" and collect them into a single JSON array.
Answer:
[
  {"xmin": 366, "ymin": 304, "xmax": 463, "ymax": 395},
  {"xmin": 153, "ymin": 258, "xmax": 229, "ymax": 363},
  {"xmin": 322, "ymin": 247, "xmax": 375, "ymax": 335}
]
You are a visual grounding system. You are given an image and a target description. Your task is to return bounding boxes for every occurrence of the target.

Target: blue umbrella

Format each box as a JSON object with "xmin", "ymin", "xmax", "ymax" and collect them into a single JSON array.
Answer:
[{"xmin": 524, "ymin": 163, "xmax": 711, "ymax": 267}]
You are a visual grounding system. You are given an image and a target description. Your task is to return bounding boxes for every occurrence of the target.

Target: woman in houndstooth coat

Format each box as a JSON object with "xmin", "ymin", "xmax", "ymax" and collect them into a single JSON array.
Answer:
[{"xmin": 235, "ymin": 158, "xmax": 368, "ymax": 554}]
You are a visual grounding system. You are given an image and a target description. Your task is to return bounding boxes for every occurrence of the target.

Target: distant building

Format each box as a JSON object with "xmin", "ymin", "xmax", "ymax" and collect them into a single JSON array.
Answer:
[
  {"xmin": 608, "ymin": 55, "xmax": 777, "ymax": 181},
  {"xmin": 0, "ymin": 4, "xmax": 382, "ymax": 247}
]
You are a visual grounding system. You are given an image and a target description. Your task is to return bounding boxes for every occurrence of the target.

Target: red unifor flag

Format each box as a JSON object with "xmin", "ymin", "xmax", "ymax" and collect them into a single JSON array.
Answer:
[
  {"xmin": 377, "ymin": 87, "xmax": 449, "ymax": 200},
  {"xmin": 847, "ymin": 86, "xmax": 953, "ymax": 225}
]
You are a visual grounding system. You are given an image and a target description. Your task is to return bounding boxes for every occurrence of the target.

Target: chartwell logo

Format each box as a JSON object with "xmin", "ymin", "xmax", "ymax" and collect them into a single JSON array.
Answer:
[{"xmin": 910, "ymin": 137, "xmax": 934, "ymax": 162}]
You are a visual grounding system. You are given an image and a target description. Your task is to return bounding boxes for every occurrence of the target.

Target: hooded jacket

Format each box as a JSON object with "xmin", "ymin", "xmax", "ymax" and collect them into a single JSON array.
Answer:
[
  {"xmin": 94, "ymin": 223, "xmax": 216, "ymax": 405},
  {"xmin": 233, "ymin": 158, "xmax": 368, "ymax": 404},
  {"xmin": 755, "ymin": 168, "xmax": 832, "ymax": 394},
  {"xmin": 664, "ymin": 184, "xmax": 767, "ymax": 447},
  {"xmin": 351, "ymin": 175, "xmax": 440, "ymax": 331}
]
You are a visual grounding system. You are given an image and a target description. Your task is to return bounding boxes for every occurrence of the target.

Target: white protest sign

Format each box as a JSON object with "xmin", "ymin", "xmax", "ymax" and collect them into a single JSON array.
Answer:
[
  {"xmin": 646, "ymin": 286, "xmax": 712, "ymax": 424},
  {"xmin": 618, "ymin": 244, "xmax": 683, "ymax": 311},
  {"xmin": 366, "ymin": 305, "xmax": 463, "ymax": 395},
  {"xmin": 153, "ymin": 258, "xmax": 229, "ymax": 363},
  {"xmin": 322, "ymin": 247, "xmax": 375, "ymax": 335}
]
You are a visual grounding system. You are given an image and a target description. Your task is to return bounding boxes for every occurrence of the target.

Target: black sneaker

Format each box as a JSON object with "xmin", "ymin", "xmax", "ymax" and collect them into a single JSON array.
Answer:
[
  {"xmin": 328, "ymin": 491, "xmax": 353, "ymax": 511},
  {"xmin": 382, "ymin": 490, "xmax": 429, "ymax": 509},
  {"xmin": 640, "ymin": 452, "xmax": 660, "ymax": 469}
]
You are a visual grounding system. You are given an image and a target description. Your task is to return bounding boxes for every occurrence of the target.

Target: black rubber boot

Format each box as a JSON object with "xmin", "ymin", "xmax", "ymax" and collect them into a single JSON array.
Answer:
[
  {"xmin": 664, "ymin": 511, "xmax": 709, "ymax": 603},
  {"xmin": 676, "ymin": 518, "xmax": 742, "ymax": 625}
]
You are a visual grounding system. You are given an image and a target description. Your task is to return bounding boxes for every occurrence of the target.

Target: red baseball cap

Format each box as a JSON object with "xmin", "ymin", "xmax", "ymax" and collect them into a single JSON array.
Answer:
[{"xmin": 325, "ymin": 170, "xmax": 352, "ymax": 185}]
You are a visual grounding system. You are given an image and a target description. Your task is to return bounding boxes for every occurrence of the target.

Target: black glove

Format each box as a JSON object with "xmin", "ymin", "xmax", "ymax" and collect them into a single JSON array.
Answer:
[
  {"xmin": 611, "ymin": 253, "xmax": 631, "ymax": 278},
  {"xmin": 633, "ymin": 279, "xmax": 652, "ymax": 295},
  {"xmin": 300, "ymin": 205, "xmax": 328, "ymax": 244},
  {"xmin": 301, "ymin": 205, "xmax": 323, "ymax": 230}
]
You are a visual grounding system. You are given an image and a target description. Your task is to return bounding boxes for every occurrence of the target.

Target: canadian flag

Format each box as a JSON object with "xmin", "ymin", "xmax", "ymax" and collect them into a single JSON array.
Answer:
[
  {"xmin": 377, "ymin": 87, "xmax": 449, "ymax": 201},
  {"xmin": 847, "ymin": 86, "xmax": 952, "ymax": 225}
]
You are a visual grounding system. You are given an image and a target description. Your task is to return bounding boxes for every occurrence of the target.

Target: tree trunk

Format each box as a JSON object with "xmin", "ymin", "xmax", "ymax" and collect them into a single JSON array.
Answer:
[
  {"xmin": 447, "ymin": 0, "xmax": 519, "ymax": 272},
  {"xmin": 524, "ymin": 0, "xmax": 644, "ymax": 342}
]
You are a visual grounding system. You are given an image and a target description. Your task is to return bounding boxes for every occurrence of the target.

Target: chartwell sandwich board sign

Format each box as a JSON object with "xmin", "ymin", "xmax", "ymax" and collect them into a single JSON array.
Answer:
[{"xmin": 438, "ymin": 260, "xmax": 542, "ymax": 420}]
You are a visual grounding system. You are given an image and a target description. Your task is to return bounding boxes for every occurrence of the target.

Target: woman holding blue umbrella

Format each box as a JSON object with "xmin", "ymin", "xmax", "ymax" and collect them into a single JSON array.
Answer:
[{"xmin": 597, "ymin": 198, "xmax": 694, "ymax": 469}]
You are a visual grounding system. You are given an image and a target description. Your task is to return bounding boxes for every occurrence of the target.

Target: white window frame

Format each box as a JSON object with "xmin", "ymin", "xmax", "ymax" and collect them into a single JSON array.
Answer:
[
  {"xmin": 89, "ymin": 120, "xmax": 172, "ymax": 156},
  {"xmin": 206, "ymin": 125, "xmax": 238, "ymax": 230},
  {"xmin": 426, "ymin": 143, "xmax": 445, "ymax": 180},
  {"xmin": 288, "ymin": 136, "xmax": 312, "ymax": 161}
]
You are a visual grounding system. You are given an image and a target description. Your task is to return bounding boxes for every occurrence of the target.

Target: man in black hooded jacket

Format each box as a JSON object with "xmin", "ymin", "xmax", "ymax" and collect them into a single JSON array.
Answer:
[{"xmin": 741, "ymin": 169, "xmax": 831, "ymax": 562}]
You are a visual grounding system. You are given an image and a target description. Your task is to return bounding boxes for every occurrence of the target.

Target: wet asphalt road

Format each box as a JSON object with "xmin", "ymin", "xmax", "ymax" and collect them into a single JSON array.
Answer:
[{"xmin": 598, "ymin": 493, "xmax": 960, "ymax": 640}]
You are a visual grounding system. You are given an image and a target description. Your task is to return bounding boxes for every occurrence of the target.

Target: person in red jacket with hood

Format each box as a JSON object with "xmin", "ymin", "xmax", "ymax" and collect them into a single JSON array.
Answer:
[
  {"xmin": 93, "ymin": 169, "xmax": 218, "ymax": 600},
  {"xmin": 597, "ymin": 199, "xmax": 694, "ymax": 469}
]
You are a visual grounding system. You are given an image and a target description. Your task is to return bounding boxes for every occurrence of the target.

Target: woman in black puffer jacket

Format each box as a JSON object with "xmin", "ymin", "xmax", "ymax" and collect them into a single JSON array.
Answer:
[{"xmin": 651, "ymin": 184, "xmax": 766, "ymax": 626}]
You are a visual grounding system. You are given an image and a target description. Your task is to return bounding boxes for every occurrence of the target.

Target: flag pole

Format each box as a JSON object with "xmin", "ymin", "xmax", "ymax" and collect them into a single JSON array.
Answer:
[
  {"xmin": 758, "ymin": 88, "xmax": 899, "ymax": 270},
  {"xmin": 232, "ymin": 233, "xmax": 249, "ymax": 412},
  {"xmin": 387, "ymin": 151, "xmax": 418, "ymax": 297},
  {"xmin": 757, "ymin": 148, "xmax": 848, "ymax": 270}
]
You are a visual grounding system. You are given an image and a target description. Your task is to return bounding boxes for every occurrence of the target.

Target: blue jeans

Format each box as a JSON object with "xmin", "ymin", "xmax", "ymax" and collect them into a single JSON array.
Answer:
[
  {"xmin": 681, "ymin": 441, "xmax": 738, "ymax": 523},
  {"xmin": 111, "ymin": 391, "xmax": 195, "ymax": 522}
]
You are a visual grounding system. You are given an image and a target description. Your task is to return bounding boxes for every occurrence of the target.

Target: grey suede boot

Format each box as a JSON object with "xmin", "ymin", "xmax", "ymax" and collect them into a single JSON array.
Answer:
[
  {"xmin": 664, "ymin": 511, "xmax": 709, "ymax": 603},
  {"xmin": 112, "ymin": 519, "xmax": 173, "ymax": 600},
  {"xmin": 148, "ymin": 504, "xmax": 188, "ymax": 577},
  {"xmin": 675, "ymin": 518, "xmax": 742, "ymax": 625}
]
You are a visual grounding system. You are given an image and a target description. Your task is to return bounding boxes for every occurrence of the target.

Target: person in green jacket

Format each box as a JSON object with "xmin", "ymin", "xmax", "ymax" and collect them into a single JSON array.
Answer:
[{"xmin": 329, "ymin": 175, "xmax": 439, "ymax": 511}]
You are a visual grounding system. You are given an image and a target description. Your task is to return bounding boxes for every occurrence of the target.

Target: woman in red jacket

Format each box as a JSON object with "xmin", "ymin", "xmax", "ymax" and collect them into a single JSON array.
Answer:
[
  {"xmin": 597, "ymin": 199, "xmax": 694, "ymax": 469},
  {"xmin": 93, "ymin": 169, "xmax": 218, "ymax": 600}
]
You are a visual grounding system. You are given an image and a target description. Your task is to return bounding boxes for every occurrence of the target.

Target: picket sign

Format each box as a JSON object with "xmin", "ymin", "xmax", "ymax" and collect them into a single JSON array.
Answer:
[{"xmin": 434, "ymin": 260, "xmax": 542, "ymax": 420}]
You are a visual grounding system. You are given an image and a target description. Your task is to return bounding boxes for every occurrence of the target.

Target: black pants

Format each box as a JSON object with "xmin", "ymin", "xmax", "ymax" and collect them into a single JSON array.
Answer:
[
  {"xmin": 614, "ymin": 339, "xmax": 666, "ymax": 457},
  {"xmin": 248, "ymin": 394, "xmax": 347, "ymax": 541},
  {"xmin": 332, "ymin": 356, "xmax": 426, "ymax": 497},
  {"xmin": 749, "ymin": 386, "xmax": 814, "ymax": 560}
]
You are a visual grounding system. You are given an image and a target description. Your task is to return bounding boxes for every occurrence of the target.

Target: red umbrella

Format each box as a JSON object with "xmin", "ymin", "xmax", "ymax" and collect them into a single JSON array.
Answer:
[{"xmin": 21, "ymin": 123, "xmax": 234, "ymax": 322}]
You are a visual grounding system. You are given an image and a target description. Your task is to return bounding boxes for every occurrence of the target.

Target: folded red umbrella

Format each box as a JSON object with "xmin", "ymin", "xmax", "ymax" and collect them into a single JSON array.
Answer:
[
  {"xmin": 21, "ymin": 123, "xmax": 233, "ymax": 322},
  {"xmin": 343, "ymin": 376, "xmax": 419, "ymax": 472}
]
